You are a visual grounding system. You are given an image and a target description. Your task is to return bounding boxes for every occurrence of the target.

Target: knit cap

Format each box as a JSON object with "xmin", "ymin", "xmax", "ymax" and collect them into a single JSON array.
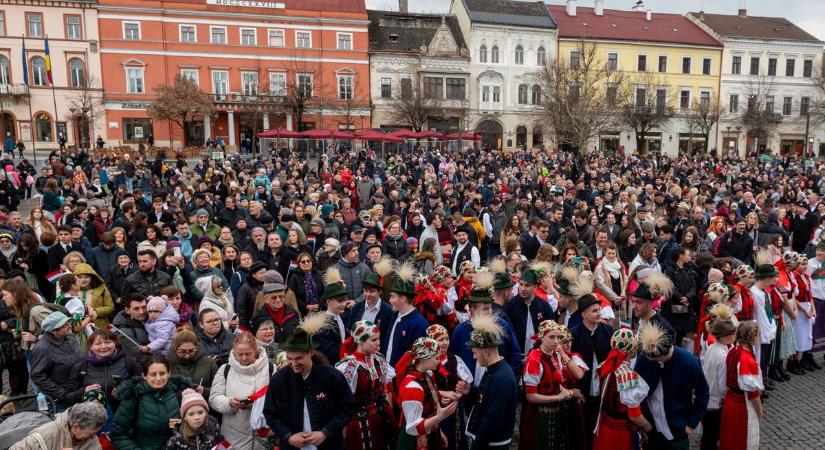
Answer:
[
  {"xmin": 147, "ymin": 296, "xmax": 167, "ymax": 312},
  {"xmin": 179, "ymin": 388, "xmax": 209, "ymax": 416}
]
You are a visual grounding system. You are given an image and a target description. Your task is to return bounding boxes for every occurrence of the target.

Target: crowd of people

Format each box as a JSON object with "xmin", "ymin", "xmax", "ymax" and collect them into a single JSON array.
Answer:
[{"xmin": 0, "ymin": 143, "xmax": 823, "ymax": 450}]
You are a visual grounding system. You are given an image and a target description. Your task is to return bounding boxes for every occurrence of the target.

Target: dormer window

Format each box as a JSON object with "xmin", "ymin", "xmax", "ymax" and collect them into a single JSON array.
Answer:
[{"xmin": 389, "ymin": 34, "xmax": 399, "ymax": 43}]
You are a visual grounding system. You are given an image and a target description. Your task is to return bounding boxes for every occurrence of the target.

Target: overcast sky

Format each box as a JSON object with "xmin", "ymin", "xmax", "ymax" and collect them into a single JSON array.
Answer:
[{"xmin": 364, "ymin": 0, "xmax": 825, "ymax": 41}]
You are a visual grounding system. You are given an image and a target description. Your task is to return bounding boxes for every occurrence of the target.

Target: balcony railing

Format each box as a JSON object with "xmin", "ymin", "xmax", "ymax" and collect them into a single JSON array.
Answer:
[
  {"xmin": 0, "ymin": 84, "xmax": 30, "ymax": 96},
  {"xmin": 210, "ymin": 93, "xmax": 285, "ymax": 104}
]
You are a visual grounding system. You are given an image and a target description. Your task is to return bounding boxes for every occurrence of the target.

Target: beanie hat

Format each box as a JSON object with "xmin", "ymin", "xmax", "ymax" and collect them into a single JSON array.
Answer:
[
  {"xmin": 147, "ymin": 296, "xmax": 167, "ymax": 312},
  {"xmin": 707, "ymin": 268, "xmax": 724, "ymax": 284},
  {"xmin": 179, "ymin": 388, "xmax": 209, "ymax": 416},
  {"xmin": 195, "ymin": 208, "xmax": 209, "ymax": 218}
]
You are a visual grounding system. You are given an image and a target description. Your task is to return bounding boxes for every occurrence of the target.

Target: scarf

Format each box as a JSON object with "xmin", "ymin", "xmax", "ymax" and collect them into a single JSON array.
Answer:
[
  {"xmin": 264, "ymin": 303, "xmax": 288, "ymax": 325},
  {"xmin": 304, "ymin": 271, "xmax": 318, "ymax": 306},
  {"xmin": 602, "ymin": 258, "xmax": 622, "ymax": 279}
]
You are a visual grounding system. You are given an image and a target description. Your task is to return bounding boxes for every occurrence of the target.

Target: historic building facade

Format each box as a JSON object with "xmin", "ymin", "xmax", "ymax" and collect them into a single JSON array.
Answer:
[
  {"xmin": 0, "ymin": 0, "xmax": 102, "ymax": 152},
  {"xmin": 549, "ymin": 0, "xmax": 722, "ymax": 157},
  {"xmin": 449, "ymin": 0, "xmax": 557, "ymax": 150},
  {"xmin": 368, "ymin": 10, "xmax": 470, "ymax": 134},
  {"xmin": 97, "ymin": 0, "xmax": 370, "ymax": 149},
  {"xmin": 688, "ymin": 9, "xmax": 825, "ymax": 157}
]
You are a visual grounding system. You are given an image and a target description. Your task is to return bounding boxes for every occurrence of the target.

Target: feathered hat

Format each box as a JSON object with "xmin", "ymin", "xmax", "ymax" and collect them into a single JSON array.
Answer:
[
  {"xmin": 364, "ymin": 257, "xmax": 394, "ymax": 289},
  {"xmin": 571, "ymin": 276, "xmax": 600, "ymax": 314},
  {"xmin": 282, "ymin": 312, "xmax": 331, "ymax": 352},
  {"xmin": 709, "ymin": 304, "xmax": 737, "ymax": 338},
  {"xmin": 489, "ymin": 259, "xmax": 514, "ymax": 289},
  {"xmin": 631, "ymin": 271, "xmax": 675, "ymax": 301},
  {"xmin": 754, "ymin": 250, "xmax": 779, "ymax": 279},
  {"xmin": 638, "ymin": 322, "xmax": 673, "ymax": 358},
  {"xmin": 321, "ymin": 266, "xmax": 348, "ymax": 301},
  {"xmin": 555, "ymin": 266, "xmax": 579, "ymax": 296},
  {"xmin": 466, "ymin": 313, "xmax": 504, "ymax": 348},
  {"xmin": 468, "ymin": 269, "xmax": 495, "ymax": 304},
  {"xmin": 390, "ymin": 262, "xmax": 417, "ymax": 297}
]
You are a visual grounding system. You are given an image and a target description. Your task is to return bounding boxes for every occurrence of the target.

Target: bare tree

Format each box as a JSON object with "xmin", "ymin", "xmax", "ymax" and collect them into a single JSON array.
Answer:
[
  {"xmin": 282, "ymin": 59, "xmax": 328, "ymax": 132},
  {"xmin": 681, "ymin": 96, "xmax": 724, "ymax": 155},
  {"xmin": 65, "ymin": 76, "xmax": 105, "ymax": 149},
  {"xmin": 386, "ymin": 66, "xmax": 442, "ymax": 132},
  {"xmin": 535, "ymin": 40, "xmax": 625, "ymax": 152},
  {"xmin": 617, "ymin": 71, "xmax": 675, "ymax": 154},
  {"xmin": 330, "ymin": 72, "xmax": 364, "ymax": 131},
  {"xmin": 737, "ymin": 76, "xmax": 783, "ymax": 154},
  {"xmin": 237, "ymin": 65, "xmax": 287, "ymax": 155},
  {"xmin": 148, "ymin": 75, "xmax": 214, "ymax": 147}
]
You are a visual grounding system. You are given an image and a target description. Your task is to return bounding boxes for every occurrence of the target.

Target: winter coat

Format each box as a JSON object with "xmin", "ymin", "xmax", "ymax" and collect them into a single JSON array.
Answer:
[
  {"xmin": 123, "ymin": 268, "xmax": 173, "ymax": 298},
  {"xmin": 146, "ymin": 303, "xmax": 180, "ymax": 356},
  {"xmin": 235, "ymin": 273, "xmax": 264, "ymax": 329},
  {"xmin": 173, "ymin": 232, "xmax": 196, "ymax": 261},
  {"xmin": 419, "ymin": 225, "xmax": 444, "ymax": 266},
  {"xmin": 287, "ymin": 268, "xmax": 325, "ymax": 315},
  {"xmin": 10, "ymin": 409, "xmax": 102, "ymax": 450},
  {"xmin": 137, "ymin": 240, "xmax": 168, "ymax": 259},
  {"xmin": 111, "ymin": 310, "xmax": 149, "ymax": 360},
  {"xmin": 168, "ymin": 344, "xmax": 218, "ymax": 399},
  {"xmin": 189, "ymin": 265, "xmax": 229, "ymax": 303},
  {"xmin": 382, "ymin": 233, "xmax": 411, "ymax": 262},
  {"xmin": 195, "ymin": 326, "xmax": 234, "ymax": 366},
  {"xmin": 110, "ymin": 376, "xmax": 190, "ymax": 450},
  {"xmin": 315, "ymin": 248, "xmax": 340, "ymax": 273},
  {"xmin": 196, "ymin": 276, "xmax": 235, "ymax": 330},
  {"xmin": 165, "ymin": 416, "xmax": 225, "ymax": 450},
  {"xmin": 91, "ymin": 244, "xmax": 120, "ymax": 280},
  {"xmin": 335, "ymin": 258, "xmax": 372, "ymax": 300},
  {"xmin": 74, "ymin": 263, "xmax": 115, "ymax": 328},
  {"xmin": 30, "ymin": 333, "xmax": 84, "ymax": 405},
  {"xmin": 107, "ymin": 263, "xmax": 136, "ymax": 307},
  {"xmin": 191, "ymin": 222, "xmax": 222, "ymax": 241},
  {"xmin": 209, "ymin": 351, "xmax": 273, "ymax": 449},
  {"xmin": 66, "ymin": 348, "xmax": 141, "ymax": 406}
]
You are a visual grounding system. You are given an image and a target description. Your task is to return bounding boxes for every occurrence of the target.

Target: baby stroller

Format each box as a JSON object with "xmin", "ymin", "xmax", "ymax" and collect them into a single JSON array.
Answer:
[{"xmin": 0, "ymin": 394, "xmax": 56, "ymax": 449}]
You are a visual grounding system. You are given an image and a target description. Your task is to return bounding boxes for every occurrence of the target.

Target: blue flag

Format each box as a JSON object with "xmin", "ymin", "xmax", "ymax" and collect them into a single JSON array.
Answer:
[{"xmin": 21, "ymin": 37, "xmax": 28, "ymax": 86}]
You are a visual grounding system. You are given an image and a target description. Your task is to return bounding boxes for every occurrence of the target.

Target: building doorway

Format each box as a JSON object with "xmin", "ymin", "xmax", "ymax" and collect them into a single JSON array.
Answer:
[
  {"xmin": 0, "ymin": 112, "xmax": 15, "ymax": 144},
  {"xmin": 477, "ymin": 120, "xmax": 502, "ymax": 150}
]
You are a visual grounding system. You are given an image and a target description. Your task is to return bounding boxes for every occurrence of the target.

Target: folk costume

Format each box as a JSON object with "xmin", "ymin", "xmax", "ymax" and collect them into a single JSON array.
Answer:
[
  {"xmin": 719, "ymin": 344, "xmax": 764, "ymax": 450},
  {"xmin": 384, "ymin": 267, "xmax": 430, "ymax": 366},
  {"xmin": 559, "ymin": 325, "xmax": 588, "ymax": 450},
  {"xmin": 519, "ymin": 321, "xmax": 576, "ymax": 450},
  {"xmin": 464, "ymin": 314, "xmax": 518, "ymax": 450},
  {"xmin": 395, "ymin": 337, "xmax": 444, "ymax": 450},
  {"xmin": 733, "ymin": 265, "xmax": 756, "ymax": 322},
  {"xmin": 699, "ymin": 308, "xmax": 737, "ymax": 450},
  {"xmin": 775, "ymin": 252, "xmax": 798, "ymax": 362},
  {"xmin": 415, "ymin": 275, "xmax": 457, "ymax": 332},
  {"xmin": 693, "ymin": 283, "xmax": 728, "ymax": 357},
  {"xmin": 750, "ymin": 260, "xmax": 778, "ymax": 374},
  {"xmin": 315, "ymin": 269, "xmax": 351, "ymax": 364},
  {"xmin": 592, "ymin": 329, "xmax": 649, "ymax": 450},
  {"xmin": 262, "ymin": 313, "xmax": 357, "ymax": 450},
  {"xmin": 504, "ymin": 268, "xmax": 557, "ymax": 354},
  {"xmin": 427, "ymin": 324, "xmax": 472, "ymax": 450},
  {"xmin": 794, "ymin": 256, "xmax": 820, "ymax": 371},
  {"xmin": 335, "ymin": 321, "xmax": 396, "ymax": 450}
]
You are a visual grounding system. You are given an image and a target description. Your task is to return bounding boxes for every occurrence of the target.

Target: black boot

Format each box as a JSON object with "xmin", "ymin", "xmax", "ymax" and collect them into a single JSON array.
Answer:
[
  {"xmin": 777, "ymin": 361, "xmax": 791, "ymax": 381},
  {"xmin": 787, "ymin": 359, "xmax": 806, "ymax": 375},
  {"xmin": 801, "ymin": 354, "xmax": 817, "ymax": 372},
  {"xmin": 768, "ymin": 366, "xmax": 785, "ymax": 382},
  {"xmin": 805, "ymin": 352, "xmax": 822, "ymax": 370}
]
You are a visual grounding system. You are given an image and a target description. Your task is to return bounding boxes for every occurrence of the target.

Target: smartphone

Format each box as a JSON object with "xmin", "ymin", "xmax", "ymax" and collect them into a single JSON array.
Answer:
[
  {"xmin": 173, "ymin": 247, "xmax": 181, "ymax": 258},
  {"xmin": 572, "ymin": 257, "xmax": 584, "ymax": 265},
  {"xmin": 240, "ymin": 398, "xmax": 253, "ymax": 405}
]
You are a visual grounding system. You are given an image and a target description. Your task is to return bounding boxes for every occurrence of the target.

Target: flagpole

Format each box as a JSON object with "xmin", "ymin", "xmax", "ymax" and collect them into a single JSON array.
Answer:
[
  {"xmin": 46, "ymin": 35, "xmax": 60, "ymax": 150},
  {"xmin": 21, "ymin": 34, "xmax": 36, "ymax": 165}
]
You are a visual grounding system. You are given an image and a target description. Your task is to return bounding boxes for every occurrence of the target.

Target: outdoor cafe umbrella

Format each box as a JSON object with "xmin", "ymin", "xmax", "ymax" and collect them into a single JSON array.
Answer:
[
  {"xmin": 446, "ymin": 131, "xmax": 483, "ymax": 141},
  {"xmin": 256, "ymin": 128, "xmax": 302, "ymax": 139}
]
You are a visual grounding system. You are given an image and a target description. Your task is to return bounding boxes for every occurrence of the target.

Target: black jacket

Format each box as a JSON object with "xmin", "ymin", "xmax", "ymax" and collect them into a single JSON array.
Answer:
[
  {"xmin": 263, "ymin": 363, "xmax": 356, "ymax": 450},
  {"xmin": 466, "ymin": 359, "xmax": 517, "ymax": 450},
  {"xmin": 123, "ymin": 268, "xmax": 173, "ymax": 298},
  {"xmin": 717, "ymin": 230, "xmax": 754, "ymax": 263},
  {"xmin": 570, "ymin": 322, "xmax": 614, "ymax": 398},
  {"xmin": 287, "ymin": 269, "xmax": 325, "ymax": 315},
  {"xmin": 195, "ymin": 326, "xmax": 234, "ymax": 366},
  {"xmin": 382, "ymin": 234, "xmax": 411, "ymax": 262},
  {"xmin": 111, "ymin": 310, "xmax": 150, "ymax": 360},
  {"xmin": 30, "ymin": 333, "xmax": 84, "ymax": 404},
  {"xmin": 236, "ymin": 273, "xmax": 264, "ymax": 328},
  {"xmin": 66, "ymin": 349, "xmax": 141, "ymax": 405}
]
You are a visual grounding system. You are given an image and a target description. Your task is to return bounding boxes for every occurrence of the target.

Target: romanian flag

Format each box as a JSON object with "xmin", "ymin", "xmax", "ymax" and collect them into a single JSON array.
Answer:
[
  {"xmin": 43, "ymin": 36, "xmax": 53, "ymax": 85},
  {"xmin": 21, "ymin": 37, "xmax": 28, "ymax": 86}
]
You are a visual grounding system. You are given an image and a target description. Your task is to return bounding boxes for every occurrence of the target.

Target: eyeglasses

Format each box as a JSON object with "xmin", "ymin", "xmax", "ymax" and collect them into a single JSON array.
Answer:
[
  {"xmin": 176, "ymin": 348, "xmax": 196, "ymax": 355},
  {"xmin": 299, "ymin": 260, "xmax": 312, "ymax": 264}
]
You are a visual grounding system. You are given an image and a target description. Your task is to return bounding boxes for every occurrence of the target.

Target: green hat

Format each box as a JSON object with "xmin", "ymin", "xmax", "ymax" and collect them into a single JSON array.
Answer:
[
  {"xmin": 754, "ymin": 264, "xmax": 778, "ymax": 279},
  {"xmin": 467, "ymin": 287, "xmax": 493, "ymax": 304},
  {"xmin": 493, "ymin": 272, "xmax": 515, "ymax": 290},
  {"xmin": 817, "ymin": 240, "xmax": 825, "ymax": 250},
  {"xmin": 555, "ymin": 277, "xmax": 573, "ymax": 296},
  {"xmin": 321, "ymin": 282, "xmax": 349, "ymax": 301},
  {"xmin": 282, "ymin": 328, "xmax": 318, "ymax": 351},
  {"xmin": 519, "ymin": 268, "xmax": 540, "ymax": 285},
  {"xmin": 390, "ymin": 278, "xmax": 416, "ymax": 297},
  {"xmin": 363, "ymin": 272, "xmax": 385, "ymax": 290}
]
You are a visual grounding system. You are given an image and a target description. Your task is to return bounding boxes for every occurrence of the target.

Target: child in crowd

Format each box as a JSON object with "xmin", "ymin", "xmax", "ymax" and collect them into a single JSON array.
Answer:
[{"xmin": 141, "ymin": 296, "xmax": 180, "ymax": 356}]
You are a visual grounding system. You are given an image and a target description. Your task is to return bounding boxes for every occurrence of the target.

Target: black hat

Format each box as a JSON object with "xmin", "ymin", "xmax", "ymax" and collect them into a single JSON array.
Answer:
[
  {"xmin": 249, "ymin": 261, "xmax": 267, "ymax": 274},
  {"xmin": 576, "ymin": 294, "xmax": 600, "ymax": 315},
  {"xmin": 631, "ymin": 283, "xmax": 655, "ymax": 301}
]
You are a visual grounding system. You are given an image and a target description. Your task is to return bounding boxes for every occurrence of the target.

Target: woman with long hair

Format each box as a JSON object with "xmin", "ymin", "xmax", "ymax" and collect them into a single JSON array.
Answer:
[
  {"xmin": 221, "ymin": 244, "xmax": 240, "ymax": 283},
  {"xmin": 11, "ymin": 232, "xmax": 49, "ymax": 293},
  {"xmin": 594, "ymin": 243, "xmax": 628, "ymax": 322},
  {"xmin": 617, "ymin": 229, "xmax": 638, "ymax": 266},
  {"xmin": 426, "ymin": 324, "xmax": 471, "ymax": 450},
  {"xmin": 137, "ymin": 224, "xmax": 167, "ymax": 259},
  {"xmin": 92, "ymin": 208, "xmax": 113, "ymax": 241},
  {"xmin": 680, "ymin": 226, "xmax": 702, "ymax": 253},
  {"xmin": 42, "ymin": 178, "xmax": 63, "ymax": 214},
  {"xmin": 500, "ymin": 214, "xmax": 523, "ymax": 255},
  {"xmin": 0, "ymin": 279, "xmax": 41, "ymax": 395},
  {"xmin": 28, "ymin": 207, "xmax": 57, "ymax": 241}
]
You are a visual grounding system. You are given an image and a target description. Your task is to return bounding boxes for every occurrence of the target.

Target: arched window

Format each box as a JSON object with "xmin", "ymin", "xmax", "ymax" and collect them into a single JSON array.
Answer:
[
  {"xmin": 35, "ymin": 112, "xmax": 52, "ymax": 142},
  {"xmin": 491, "ymin": 46, "xmax": 499, "ymax": 64},
  {"xmin": 69, "ymin": 58, "xmax": 85, "ymax": 88},
  {"xmin": 515, "ymin": 45, "xmax": 524, "ymax": 65},
  {"xmin": 518, "ymin": 84, "xmax": 528, "ymax": 104},
  {"xmin": 531, "ymin": 84, "xmax": 542, "ymax": 105},
  {"xmin": 537, "ymin": 46, "xmax": 546, "ymax": 66},
  {"xmin": 0, "ymin": 56, "xmax": 9, "ymax": 84},
  {"xmin": 479, "ymin": 45, "xmax": 487, "ymax": 63},
  {"xmin": 31, "ymin": 57, "xmax": 47, "ymax": 86},
  {"xmin": 532, "ymin": 127, "xmax": 543, "ymax": 148},
  {"xmin": 516, "ymin": 126, "xmax": 527, "ymax": 147}
]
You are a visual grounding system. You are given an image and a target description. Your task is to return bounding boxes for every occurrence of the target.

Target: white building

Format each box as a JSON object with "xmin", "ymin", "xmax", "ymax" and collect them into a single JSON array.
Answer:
[
  {"xmin": 688, "ymin": 9, "xmax": 825, "ymax": 157},
  {"xmin": 449, "ymin": 0, "xmax": 557, "ymax": 150}
]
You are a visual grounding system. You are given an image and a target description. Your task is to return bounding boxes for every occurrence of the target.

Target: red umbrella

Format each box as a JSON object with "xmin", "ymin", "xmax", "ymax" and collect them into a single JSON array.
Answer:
[
  {"xmin": 410, "ymin": 130, "xmax": 438, "ymax": 139},
  {"xmin": 389, "ymin": 129, "xmax": 416, "ymax": 139},
  {"xmin": 257, "ymin": 128, "xmax": 302, "ymax": 139},
  {"xmin": 331, "ymin": 130, "xmax": 356, "ymax": 140},
  {"xmin": 447, "ymin": 131, "xmax": 483, "ymax": 141},
  {"xmin": 300, "ymin": 129, "xmax": 334, "ymax": 139},
  {"xmin": 356, "ymin": 130, "xmax": 404, "ymax": 143}
]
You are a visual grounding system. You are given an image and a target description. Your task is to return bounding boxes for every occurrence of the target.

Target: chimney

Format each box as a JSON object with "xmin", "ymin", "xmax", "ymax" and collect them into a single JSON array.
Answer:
[
  {"xmin": 594, "ymin": 0, "xmax": 604, "ymax": 16},
  {"xmin": 698, "ymin": 10, "xmax": 705, "ymax": 21},
  {"xmin": 646, "ymin": 9, "xmax": 652, "ymax": 21},
  {"xmin": 399, "ymin": 0, "xmax": 408, "ymax": 13},
  {"xmin": 632, "ymin": 0, "xmax": 645, "ymax": 12},
  {"xmin": 738, "ymin": 8, "xmax": 747, "ymax": 17},
  {"xmin": 566, "ymin": 0, "xmax": 577, "ymax": 16}
]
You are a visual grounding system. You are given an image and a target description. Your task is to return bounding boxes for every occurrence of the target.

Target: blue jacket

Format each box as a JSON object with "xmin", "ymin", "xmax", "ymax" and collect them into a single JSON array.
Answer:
[
  {"xmin": 382, "ymin": 309, "xmax": 429, "ymax": 366},
  {"xmin": 658, "ymin": 237, "xmax": 680, "ymax": 271},
  {"xmin": 449, "ymin": 316, "xmax": 523, "ymax": 378},
  {"xmin": 635, "ymin": 347, "xmax": 709, "ymax": 440},
  {"xmin": 346, "ymin": 298, "xmax": 393, "ymax": 351},
  {"xmin": 173, "ymin": 232, "xmax": 195, "ymax": 260},
  {"xmin": 466, "ymin": 359, "xmax": 517, "ymax": 450},
  {"xmin": 503, "ymin": 295, "xmax": 557, "ymax": 354},
  {"xmin": 570, "ymin": 322, "xmax": 613, "ymax": 398}
]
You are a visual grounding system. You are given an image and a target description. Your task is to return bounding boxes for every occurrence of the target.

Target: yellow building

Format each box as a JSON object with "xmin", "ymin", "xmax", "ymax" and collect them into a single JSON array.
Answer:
[{"xmin": 549, "ymin": 1, "xmax": 723, "ymax": 155}]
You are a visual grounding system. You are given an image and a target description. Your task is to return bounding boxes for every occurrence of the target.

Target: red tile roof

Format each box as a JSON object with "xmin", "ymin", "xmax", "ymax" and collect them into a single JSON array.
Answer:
[
  {"xmin": 286, "ymin": 0, "xmax": 366, "ymax": 13},
  {"xmin": 548, "ymin": 5, "xmax": 721, "ymax": 47}
]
